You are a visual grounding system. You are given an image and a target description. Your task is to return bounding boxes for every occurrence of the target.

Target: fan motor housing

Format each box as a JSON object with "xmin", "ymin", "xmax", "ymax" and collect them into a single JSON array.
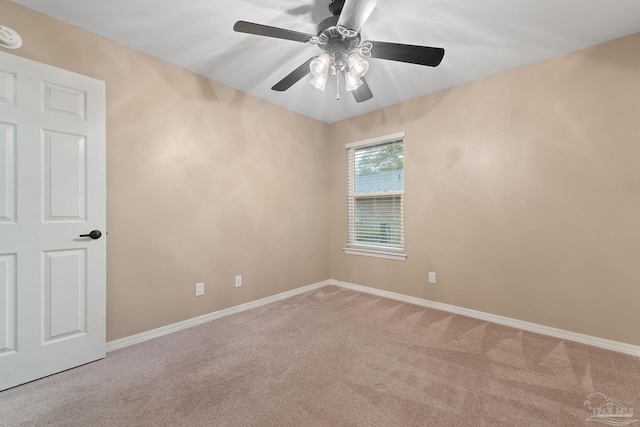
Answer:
[{"xmin": 316, "ymin": 15, "xmax": 361, "ymax": 58}]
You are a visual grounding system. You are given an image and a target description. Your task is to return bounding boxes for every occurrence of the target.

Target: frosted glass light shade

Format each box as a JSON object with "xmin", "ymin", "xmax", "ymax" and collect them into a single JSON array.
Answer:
[
  {"xmin": 345, "ymin": 72, "xmax": 363, "ymax": 91},
  {"xmin": 310, "ymin": 74, "xmax": 328, "ymax": 91},
  {"xmin": 346, "ymin": 53, "xmax": 369, "ymax": 78},
  {"xmin": 310, "ymin": 53, "xmax": 332, "ymax": 77}
]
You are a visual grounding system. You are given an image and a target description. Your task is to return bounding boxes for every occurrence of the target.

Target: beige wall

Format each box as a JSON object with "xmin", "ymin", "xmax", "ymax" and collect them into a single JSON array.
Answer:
[
  {"xmin": 329, "ymin": 33, "xmax": 640, "ymax": 346},
  {"xmin": 3, "ymin": 0, "xmax": 639, "ymax": 346},
  {"xmin": 1, "ymin": 0, "xmax": 330, "ymax": 341}
]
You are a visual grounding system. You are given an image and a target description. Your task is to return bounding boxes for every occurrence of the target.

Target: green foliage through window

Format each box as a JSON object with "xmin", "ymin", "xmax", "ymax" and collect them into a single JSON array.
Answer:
[{"xmin": 355, "ymin": 141, "xmax": 404, "ymax": 175}]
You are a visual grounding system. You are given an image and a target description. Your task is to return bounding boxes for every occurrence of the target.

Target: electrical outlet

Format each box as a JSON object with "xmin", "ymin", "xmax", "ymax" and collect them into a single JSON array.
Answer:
[
  {"xmin": 235, "ymin": 275, "xmax": 242, "ymax": 288},
  {"xmin": 428, "ymin": 272, "xmax": 436, "ymax": 284},
  {"xmin": 196, "ymin": 282, "xmax": 205, "ymax": 296}
]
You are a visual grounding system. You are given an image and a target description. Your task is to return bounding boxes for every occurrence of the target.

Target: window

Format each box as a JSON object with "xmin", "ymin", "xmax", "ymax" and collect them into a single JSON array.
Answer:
[{"xmin": 345, "ymin": 132, "xmax": 406, "ymax": 261}]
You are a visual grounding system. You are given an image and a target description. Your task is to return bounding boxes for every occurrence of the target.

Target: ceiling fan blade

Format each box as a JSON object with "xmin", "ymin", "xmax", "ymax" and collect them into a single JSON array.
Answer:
[
  {"xmin": 352, "ymin": 77, "xmax": 373, "ymax": 103},
  {"xmin": 337, "ymin": 0, "xmax": 378, "ymax": 35},
  {"xmin": 233, "ymin": 21, "xmax": 314, "ymax": 43},
  {"xmin": 271, "ymin": 57, "xmax": 315, "ymax": 92},
  {"xmin": 368, "ymin": 41, "xmax": 445, "ymax": 67}
]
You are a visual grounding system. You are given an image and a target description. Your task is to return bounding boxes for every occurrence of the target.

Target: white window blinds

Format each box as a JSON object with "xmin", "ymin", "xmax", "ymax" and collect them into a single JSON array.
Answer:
[{"xmin": 346, "ymin": 132, "xmax": 405, "ymax": 258}]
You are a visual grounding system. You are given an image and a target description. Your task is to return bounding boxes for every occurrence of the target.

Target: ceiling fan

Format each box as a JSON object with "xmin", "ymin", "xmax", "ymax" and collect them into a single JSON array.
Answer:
[{"xmin": 233, "ymin": 0, "xmax": 444, "ymax": 103}]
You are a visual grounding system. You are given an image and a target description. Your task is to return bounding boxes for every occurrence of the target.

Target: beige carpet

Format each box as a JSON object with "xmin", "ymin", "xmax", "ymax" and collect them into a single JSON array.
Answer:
[{"xmin": 1, "ymin": 285, "xmax": 639, "ymax": 426}]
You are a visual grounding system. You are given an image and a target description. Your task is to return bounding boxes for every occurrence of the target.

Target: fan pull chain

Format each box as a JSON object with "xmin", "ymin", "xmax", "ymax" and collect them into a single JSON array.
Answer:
[{"xmin": 336, "ymin": 72, "xmax": 340, "ymax": 100}]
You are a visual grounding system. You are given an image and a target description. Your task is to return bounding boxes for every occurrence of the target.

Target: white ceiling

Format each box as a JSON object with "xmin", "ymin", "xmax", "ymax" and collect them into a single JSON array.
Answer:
[{"xmin": 10, "ymin": 0, "xmax": 640, "ymax": 123}]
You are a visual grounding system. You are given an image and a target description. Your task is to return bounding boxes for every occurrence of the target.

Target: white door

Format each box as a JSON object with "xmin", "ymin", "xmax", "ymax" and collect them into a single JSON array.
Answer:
[{"xmin": 0, "ymin": 51, "xmax": 106, "ymax": 391}]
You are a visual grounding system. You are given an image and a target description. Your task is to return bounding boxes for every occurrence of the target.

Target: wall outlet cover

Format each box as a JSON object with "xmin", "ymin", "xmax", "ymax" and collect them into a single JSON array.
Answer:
[{"xmin": 196, "ymin": 282, "xmax": 205, "ymax": 296}]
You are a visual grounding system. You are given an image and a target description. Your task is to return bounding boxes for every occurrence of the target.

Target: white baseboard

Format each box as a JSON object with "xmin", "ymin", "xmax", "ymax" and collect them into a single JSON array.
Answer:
[
  {"xmin": 331, "ymin": 279, "xmax": 640, "ymax": 357},
  {"xmin": 106, "ymin": 280, "xmax": 331, "ymax": 352},
  {"xmin": 107, "ymin": 278, "xmax": 640, "ymax": 358}
]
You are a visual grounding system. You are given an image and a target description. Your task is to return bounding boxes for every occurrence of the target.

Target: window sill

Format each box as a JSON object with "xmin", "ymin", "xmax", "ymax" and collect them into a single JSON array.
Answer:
[{"xmin": 343, "ymin": 247, "xmax": 407, "ymax": 261}]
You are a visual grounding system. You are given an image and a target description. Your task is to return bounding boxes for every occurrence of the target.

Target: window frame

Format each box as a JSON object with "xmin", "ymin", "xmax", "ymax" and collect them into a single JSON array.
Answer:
[{"xmin": 344, "ymin": 131, "xmax": 407, "ymax": 261}]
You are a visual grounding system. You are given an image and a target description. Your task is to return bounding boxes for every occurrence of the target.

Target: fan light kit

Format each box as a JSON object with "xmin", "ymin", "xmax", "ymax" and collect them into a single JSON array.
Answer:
[{"xmin": 234, "ymin": 0, "xmax": 444, "ymax": 103}]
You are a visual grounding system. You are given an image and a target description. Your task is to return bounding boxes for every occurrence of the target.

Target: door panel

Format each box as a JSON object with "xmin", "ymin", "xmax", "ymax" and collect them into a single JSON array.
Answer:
[
  {"xmin": 0, "ymin": 123, "xmax": 16, "ymax": 223},
  {"xmin": 43, "ymin": 81, "xmax": 87, "ymax": 120},
  {"xmin": 43, "ymin": 249, "xmax": 87, "ymax": 342},
  {"xmin": 0, "ymin": 70, "xmax": 16, "ymax": 106},
  {"xmin": 43, "ymin": 130, "xmax": 87, "ymax": 221},
  {"xmin": 0, "ymin": 50, "xmax": 105, "ymax": 391},
  {"xmin": 0, "ymin": 253, "xmax": 16, "ymax": 355}
]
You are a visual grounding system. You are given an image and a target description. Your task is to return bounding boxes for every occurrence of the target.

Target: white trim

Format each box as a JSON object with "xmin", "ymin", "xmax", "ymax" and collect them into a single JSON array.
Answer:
[
  {"xmin": 107, "ymin": 278, "xmax": 640, "ymax": 358},
  {"xmin": 345, "ymin": 131, "xmax": 405, "ymax": 149},
  {"xmin": 106, "ymin": 280, "xmax": 331, "ymax": 352},
  {"xmin": 343, "ymin": 247, "xmax": 407, "ymax": 261},
  {"xmin": 354, "ymin": 191, "xmax": 404, "ymax": 198},
  {"xmin": 330, "ymin": 280, "xmax": 640, "ymax": 357}
]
